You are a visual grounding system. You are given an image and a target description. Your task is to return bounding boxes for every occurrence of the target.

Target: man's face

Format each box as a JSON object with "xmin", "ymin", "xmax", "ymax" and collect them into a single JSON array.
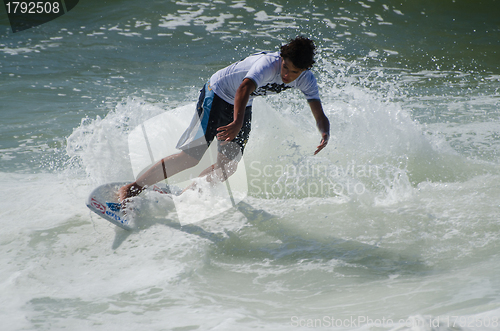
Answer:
[{"xmin": 280, "ymin": 57, "xmax": 305, "ymax": 84}]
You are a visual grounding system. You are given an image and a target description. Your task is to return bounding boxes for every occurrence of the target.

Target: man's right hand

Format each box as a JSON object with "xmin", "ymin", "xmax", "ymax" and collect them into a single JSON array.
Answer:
[{"xmin": 216, "ymin": 121, "xmax": 242, "ymax": 142}]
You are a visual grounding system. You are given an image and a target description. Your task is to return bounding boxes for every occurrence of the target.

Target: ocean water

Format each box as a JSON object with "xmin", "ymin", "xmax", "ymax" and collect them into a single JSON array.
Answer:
[{"xmin": 1, "ymin": 0, "xmax": 500, "ymax": 330}]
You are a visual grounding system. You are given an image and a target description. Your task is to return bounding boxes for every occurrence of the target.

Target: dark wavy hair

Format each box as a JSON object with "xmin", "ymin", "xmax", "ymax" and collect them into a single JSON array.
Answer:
[{"xmin": 280, "ymin": 36, "xmax": 316, "ymax": 70}]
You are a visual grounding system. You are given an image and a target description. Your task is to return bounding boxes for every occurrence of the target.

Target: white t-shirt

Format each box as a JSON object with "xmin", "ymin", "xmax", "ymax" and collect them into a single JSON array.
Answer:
[{"xmin": 209, "ymin": 52, "xmax": 320, "ymax": 106}]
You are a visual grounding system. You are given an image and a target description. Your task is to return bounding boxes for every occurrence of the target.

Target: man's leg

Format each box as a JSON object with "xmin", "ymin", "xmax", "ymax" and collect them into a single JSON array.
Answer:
[
  {"xmin": 181, "ymin": 151, "xmax": 239, "ymax": 193},
  {"xmin": 119, "ymin": 150, "xmax": 199, "ymax": 202},
  {"xmin": 207, "ymin": 152, "xmax": 239, "ymax": 183}
]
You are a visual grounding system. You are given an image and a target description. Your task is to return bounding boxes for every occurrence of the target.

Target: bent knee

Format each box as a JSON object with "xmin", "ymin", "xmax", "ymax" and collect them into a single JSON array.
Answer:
[{"xmin": 180, "ymin": 151, "xmax": 201, "ymax": 167}]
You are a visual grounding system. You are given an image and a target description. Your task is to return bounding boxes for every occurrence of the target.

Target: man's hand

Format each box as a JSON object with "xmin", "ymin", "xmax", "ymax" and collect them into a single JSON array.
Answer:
[
  {"xmin": 309, "ymin": 100, "xmax": 330, "ymax": 155},
  {"xmin": 217, "ymin": 78, "xmax": 255, "ymax": 142},
  {"xmin": 217, "ymin": 121, "xmax": 242, "ymax": 142},
  {"xmin": 314, "ymin": 132, "xmax": 329, "ymax": 155}
]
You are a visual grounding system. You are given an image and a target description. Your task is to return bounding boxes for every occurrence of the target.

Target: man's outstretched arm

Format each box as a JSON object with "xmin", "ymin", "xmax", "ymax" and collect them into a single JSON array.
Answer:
[{"xmin": 308, "ymin": 99, "xmax": 330, "ymax": 155}]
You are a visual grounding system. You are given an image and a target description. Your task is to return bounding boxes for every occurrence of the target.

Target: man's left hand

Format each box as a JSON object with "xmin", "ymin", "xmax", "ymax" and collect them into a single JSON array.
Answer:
[{"xmin": 314, "ymin": 132, "xmax": 329, "ymax": 155}]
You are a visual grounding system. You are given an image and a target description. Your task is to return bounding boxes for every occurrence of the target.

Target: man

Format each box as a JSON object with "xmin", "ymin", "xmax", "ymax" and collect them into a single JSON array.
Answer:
[{"xmin": 119, "ymin": 36, "xmax": 330, "ymax": 203}]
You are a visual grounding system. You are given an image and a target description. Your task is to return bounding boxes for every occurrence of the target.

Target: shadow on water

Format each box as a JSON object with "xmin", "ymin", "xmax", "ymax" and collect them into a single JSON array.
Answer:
[
  {"xmin": 233, "ymin": 202, "xmax": 427, "ymax": 276},
  {"xmin": 110, "ymin": 200, "xmax": 427, "ymax": 276},
  {"xmin": 109, "ymin": 216, "xmax": 226, "ymax": 250}
]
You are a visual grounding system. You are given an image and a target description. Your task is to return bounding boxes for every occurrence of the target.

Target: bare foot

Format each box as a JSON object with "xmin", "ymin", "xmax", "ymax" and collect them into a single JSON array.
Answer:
[{"xmin": 118, "ymin": 182, "xmax": 144, "ymax": 205}]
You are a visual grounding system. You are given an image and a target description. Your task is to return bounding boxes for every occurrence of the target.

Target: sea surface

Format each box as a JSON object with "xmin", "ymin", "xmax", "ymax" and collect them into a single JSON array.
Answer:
[{"xmin": 1, "ymin": 0, "xmax": 500, "ymax": 330}]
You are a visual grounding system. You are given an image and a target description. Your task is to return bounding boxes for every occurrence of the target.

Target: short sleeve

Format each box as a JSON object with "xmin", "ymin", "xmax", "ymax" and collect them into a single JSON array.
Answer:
[
  {"xmin": 244, "ymin": 55, "xmax": 279, "ymax": 88},
  {"xmin": 298, "ymin": 71, "xmax": 320, "ymax": 101}
]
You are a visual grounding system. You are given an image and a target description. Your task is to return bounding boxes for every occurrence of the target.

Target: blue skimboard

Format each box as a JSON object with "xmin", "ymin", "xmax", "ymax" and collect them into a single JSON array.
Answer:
[{"xmin": 86, "ymin": 182, "xmax": 181, "ymax": 230}]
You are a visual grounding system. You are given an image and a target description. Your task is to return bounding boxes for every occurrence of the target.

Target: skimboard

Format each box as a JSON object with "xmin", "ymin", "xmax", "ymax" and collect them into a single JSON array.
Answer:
[{"xmin": 86, "ymin": 182, "xmax": 181, "ymax": 230}]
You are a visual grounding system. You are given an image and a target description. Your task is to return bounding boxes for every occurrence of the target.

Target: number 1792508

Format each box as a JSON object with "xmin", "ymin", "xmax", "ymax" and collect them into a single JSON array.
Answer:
[{"xmin": 6, "ymin": 1, "xmax": 61, "ymax": 14}]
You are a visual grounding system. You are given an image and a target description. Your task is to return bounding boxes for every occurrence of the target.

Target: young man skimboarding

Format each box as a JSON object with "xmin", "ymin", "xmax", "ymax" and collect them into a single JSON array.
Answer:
[{"xmin": 119, "ymin": 36, "xmax": 330, "ymax": 203}]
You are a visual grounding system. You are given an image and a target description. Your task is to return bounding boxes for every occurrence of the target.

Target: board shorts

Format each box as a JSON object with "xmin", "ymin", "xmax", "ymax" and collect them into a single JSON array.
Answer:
[{"xmin": 176, "ymin": 82, "xmax": 252, "ymax": 161}]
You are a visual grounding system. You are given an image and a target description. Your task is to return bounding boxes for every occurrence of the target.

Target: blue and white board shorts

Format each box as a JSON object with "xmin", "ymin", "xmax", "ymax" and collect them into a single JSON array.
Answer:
[{"xmin": 176, "ymin": 82, "xmax": 252, "ymax": 161}]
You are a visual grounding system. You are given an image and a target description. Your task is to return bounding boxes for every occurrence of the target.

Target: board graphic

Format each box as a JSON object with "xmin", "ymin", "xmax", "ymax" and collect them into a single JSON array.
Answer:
[{"xmin": 86, "ymin": 182, "xmax": 179, "ymax": 230}]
